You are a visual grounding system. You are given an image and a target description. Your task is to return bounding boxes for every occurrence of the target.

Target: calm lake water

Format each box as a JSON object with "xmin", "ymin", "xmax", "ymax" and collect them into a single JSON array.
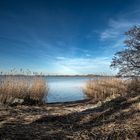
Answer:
[{"xmin": 44, "ymin": 76, "xmax": 92, "ymax": 103}]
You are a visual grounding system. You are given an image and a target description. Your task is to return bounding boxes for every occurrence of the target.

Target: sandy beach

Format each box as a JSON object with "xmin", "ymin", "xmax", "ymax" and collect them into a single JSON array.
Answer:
[{"xmin": 0, "ymin": 94, "xmax": 140, "ymax": 140}]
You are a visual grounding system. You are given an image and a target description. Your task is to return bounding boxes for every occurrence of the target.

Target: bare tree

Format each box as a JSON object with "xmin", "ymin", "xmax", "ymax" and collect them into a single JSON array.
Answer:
[{"xmin": 111, "ymin": 26, "xmax": 140, "ymax": 76}]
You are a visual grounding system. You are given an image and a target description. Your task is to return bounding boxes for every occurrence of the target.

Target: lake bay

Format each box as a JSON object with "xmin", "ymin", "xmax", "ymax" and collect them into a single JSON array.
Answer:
[{"xmin": 44, "ymin": 76, "xmax": 92, "ymax": 103}]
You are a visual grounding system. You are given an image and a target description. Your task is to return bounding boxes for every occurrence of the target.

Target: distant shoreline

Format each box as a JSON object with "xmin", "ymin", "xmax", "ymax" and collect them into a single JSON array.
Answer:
[
  {"xmin": 0, "ymin": 74, "xmax": 116, "ymax": 77},
  {"xmin": 0, "ymin": 74, "xmax": 138, "ymax": 78}
]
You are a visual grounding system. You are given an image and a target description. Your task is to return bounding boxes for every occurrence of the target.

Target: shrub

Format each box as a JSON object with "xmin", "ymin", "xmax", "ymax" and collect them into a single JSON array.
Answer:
[
  {"xmin": 126, "ymin": 77, "xmax": 140, "ymax": 96},
  {"xmin": 0, "ymin": 76, "xmax": 48, "ymax": 105},
  {"xmin": 83, "ymin": 77, "xmax": 128, "ymax": 102}
]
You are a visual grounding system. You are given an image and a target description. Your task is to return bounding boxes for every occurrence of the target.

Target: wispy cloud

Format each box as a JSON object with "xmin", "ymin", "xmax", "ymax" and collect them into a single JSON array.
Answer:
[
  {"xmin": 56, "ymin": 56, "xmax": 66, "ymax": 60},
  {"xmin": 100, "ymin": 19, "xmax": 139, "ymax": 41},
  {"xmin": 49, "ymin": 56, "xmax": 116, "ymax": 75}
]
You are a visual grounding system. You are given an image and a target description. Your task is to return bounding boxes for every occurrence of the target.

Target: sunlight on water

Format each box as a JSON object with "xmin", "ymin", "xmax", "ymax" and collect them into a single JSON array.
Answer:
[{"xmin": 44, "ymin": 76, "xmax": 91, "ymax": 103}]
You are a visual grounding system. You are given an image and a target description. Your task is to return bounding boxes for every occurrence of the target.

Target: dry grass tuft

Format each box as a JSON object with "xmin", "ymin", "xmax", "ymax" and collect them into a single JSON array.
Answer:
[
  {"xmin": 0, "ymin": 76, "xmax": 48, "ymax": 105},
  {"xmin": 83, "ymin": 77, "xmax": 129, "ymax": 102},
  {"xmin": 127, "ymin": 78, "xmax": 140, "ymax": 95}
]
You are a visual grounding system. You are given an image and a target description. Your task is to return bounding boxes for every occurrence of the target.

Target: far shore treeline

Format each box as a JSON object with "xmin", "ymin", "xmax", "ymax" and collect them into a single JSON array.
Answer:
[{"xmin": 0, "ymin": 71, "xmax": 138, "ymax": 78}]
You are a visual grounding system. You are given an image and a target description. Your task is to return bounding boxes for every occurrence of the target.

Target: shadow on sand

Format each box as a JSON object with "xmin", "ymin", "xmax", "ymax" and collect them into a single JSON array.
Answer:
[{"xmin": 0, "ymin": 93, "xmax": 140, "ymax": 140}]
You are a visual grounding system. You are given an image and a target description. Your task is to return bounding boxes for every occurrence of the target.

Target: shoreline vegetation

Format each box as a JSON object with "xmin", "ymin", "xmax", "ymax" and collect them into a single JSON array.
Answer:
[
  {"xmin": 83, "ymin": 77, "xmax": 136, "ymax": 102},
  {"xmin": 0, "ymin": 73, "xmax": 139, "ymax": 77},
  {"xmin": 0, "ymin": 74, "xmax": 140, "ymax": 139},
  {"xmin": 0, "ymin": 75, "xmax": 48, "ymax": 105}
]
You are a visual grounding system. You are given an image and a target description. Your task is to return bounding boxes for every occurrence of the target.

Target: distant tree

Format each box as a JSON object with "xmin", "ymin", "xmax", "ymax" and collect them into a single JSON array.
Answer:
[{"xmin": 111, "ymin": 26, "xmax": 140, "ymax": 76}]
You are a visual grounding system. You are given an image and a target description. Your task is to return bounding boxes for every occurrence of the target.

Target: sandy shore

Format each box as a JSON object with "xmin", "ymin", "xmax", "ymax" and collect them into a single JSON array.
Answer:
[{"xmin": 0, "ymin": 95, "xmax": 140, "ymax": 140}]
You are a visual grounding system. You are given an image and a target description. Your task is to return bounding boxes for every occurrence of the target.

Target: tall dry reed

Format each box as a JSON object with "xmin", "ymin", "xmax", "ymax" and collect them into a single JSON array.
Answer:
[
  {"xmin": 126, "ymin": 77, "xmax": 140, "ymax": 95},
  {"xmin": 83, "ymin": 77, "xmax": 128, "ymax": 102},
  {"xmin": 0, "ymin": 76, "xmax": 48, "ymax": 105}
]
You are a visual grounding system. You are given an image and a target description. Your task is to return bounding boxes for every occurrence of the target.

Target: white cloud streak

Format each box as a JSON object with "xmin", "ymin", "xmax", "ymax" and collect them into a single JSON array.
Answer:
[
  {"xmin": 50, "ymin": 56, "xmax": 116, "ymax": 75},
  {"xmin": 100, "ymin": 19, "xmax": 139, "ymax": 41}
]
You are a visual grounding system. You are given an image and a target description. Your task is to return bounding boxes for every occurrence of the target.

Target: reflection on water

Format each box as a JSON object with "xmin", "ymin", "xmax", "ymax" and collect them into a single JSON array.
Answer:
[
  {"xmin": 0, "ymin": 75, "xmax": 93, "ymax": 103},
  {"xmin": 44, "ymin": 76, "xmax": 92, "ymax": 103}
]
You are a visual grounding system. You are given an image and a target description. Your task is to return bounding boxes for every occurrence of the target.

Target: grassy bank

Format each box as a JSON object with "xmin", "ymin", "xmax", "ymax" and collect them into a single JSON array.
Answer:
[
  {"xmin": 83, "ymin": 77, "xmax": 140, "ymax": 102},
  {"xmin": 0, "ymin": 76, "xmax": 48, "ymax": 105},
  {"xmin": 0, "ymin": 76, "xmax": 140, "ymax": 139},
  {"xmin": 0, "ymin": 88, "xmax": 140, "ymax": 139}
]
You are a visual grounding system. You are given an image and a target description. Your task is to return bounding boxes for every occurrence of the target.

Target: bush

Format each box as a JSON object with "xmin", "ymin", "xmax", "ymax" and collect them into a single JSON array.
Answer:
[
  {"xmin": 0, "ymin": 76, "xmax": 48, "ymax": 105},
  {"xmin": 83, "ymin": 77, "xmax": 128, "ymax": 102},
  {"xmin": 126, "ymin": 77, "xmax": 140, "ymax": 96}
]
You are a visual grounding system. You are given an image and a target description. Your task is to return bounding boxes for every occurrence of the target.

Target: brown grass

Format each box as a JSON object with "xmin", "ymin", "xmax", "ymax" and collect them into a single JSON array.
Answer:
[
  {"xmin": 0, "ymin": 76, "xmax": 140, "ymax": 139},
  {"xmin": 127, "ymin": 78, "xmax": 140, "ymax": 95},
  {"xmin": 0, "ymin": 76, "xmax": 48, "ymax": 105},
  {"xmin": 83, "ymin": 77, "xmax": 134, "ymax": 102}
]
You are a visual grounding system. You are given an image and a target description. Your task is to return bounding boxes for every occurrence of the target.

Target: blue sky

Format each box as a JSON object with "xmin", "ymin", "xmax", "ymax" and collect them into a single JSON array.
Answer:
[{"xmin": 0, "ymin": 0, "xmax": 140, "ymax": 75}]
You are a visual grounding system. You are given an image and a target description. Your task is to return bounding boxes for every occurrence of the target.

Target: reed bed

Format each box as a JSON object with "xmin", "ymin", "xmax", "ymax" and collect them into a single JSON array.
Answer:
[
  {"xmin": 83, "ymin": 77, "xmax": 130, "ymax": 102},
  {"xmin": 0, "ymin": 76, "xmax": 48, "ymax": 105},
  {"xmin": 127, "ymin": 78, "xmax": 140, "ymax": 95}
]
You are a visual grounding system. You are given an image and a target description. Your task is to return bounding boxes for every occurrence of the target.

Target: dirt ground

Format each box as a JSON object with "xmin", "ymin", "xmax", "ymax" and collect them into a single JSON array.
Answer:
[{"xmin": 0, "ymin": 94, "xmax": 140, "ymax": 140}]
